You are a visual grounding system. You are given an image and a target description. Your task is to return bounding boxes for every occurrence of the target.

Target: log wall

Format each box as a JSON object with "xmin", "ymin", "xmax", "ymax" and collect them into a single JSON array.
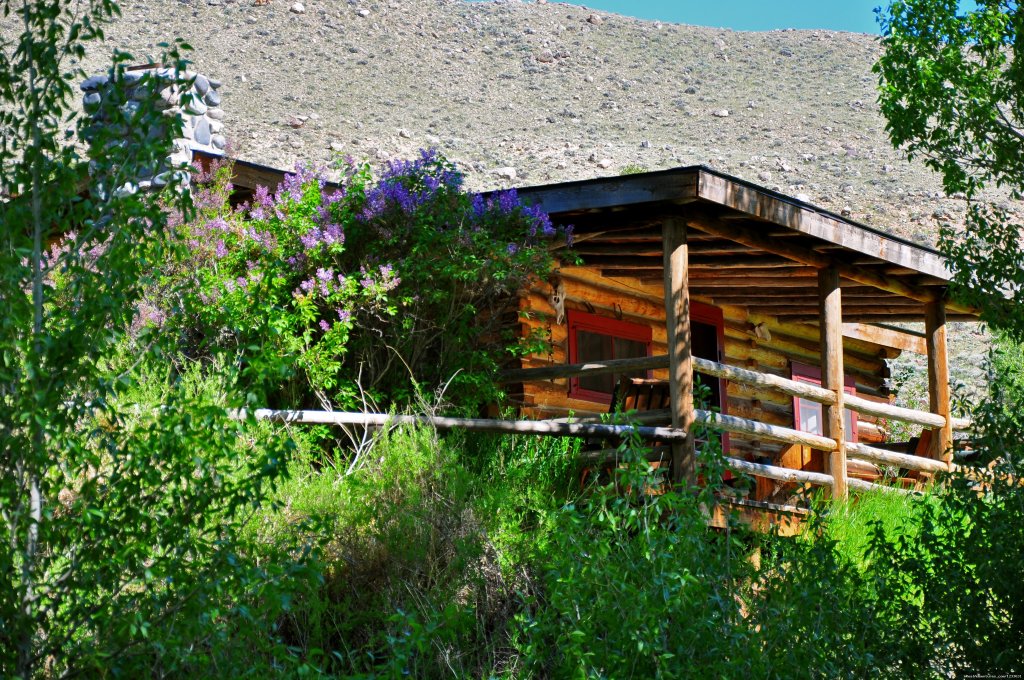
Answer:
[{"xmin": 508, "ymin": 265, "xmax": 898, "ymax": 499}]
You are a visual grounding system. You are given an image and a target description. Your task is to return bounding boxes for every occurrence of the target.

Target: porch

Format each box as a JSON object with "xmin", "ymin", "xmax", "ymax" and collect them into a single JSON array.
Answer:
[{"xmin": 507, "ymin": 165, "xmax": 979, "ymax": 500}]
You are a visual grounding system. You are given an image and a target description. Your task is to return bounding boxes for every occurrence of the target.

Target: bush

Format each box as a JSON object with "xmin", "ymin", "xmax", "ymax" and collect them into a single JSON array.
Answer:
[
  {"xmin": 164, "ymin": 152, "xmax": 567, "ymax": 413},
  {"xmin": 247, "ymin": 424, "xmax": 523, "ymax": 677}
]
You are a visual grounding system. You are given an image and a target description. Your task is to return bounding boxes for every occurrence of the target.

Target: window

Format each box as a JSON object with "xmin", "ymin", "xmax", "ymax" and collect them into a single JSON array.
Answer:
[
  {"xmin": 567, "ymin": 311, "xmax": 652, "ymax": 403},
  {"xmin": 791, "ymin": 362, "xmax": 857, "ymax": 443},
  {"xmin": 566, "ymin": 304, "xmax": 727, "ymax": 411}
]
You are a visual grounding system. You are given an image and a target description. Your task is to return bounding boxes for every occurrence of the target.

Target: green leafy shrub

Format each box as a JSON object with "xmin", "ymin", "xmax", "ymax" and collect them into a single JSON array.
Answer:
[
  {"xmin": 509, "ymin": 428, "xmax": 760, "ymax": 678},
  {"xmin": 248, "ymin": 425, "xmax": 522, "ymax": 677},
  {"xmin": 165, "ymin": 152, "xmax": 566, "ymax": 413}
]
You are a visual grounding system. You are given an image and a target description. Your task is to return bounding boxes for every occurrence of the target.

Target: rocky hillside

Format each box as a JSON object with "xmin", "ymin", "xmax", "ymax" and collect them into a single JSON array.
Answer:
[
  {"xmin": 29, "ymin": 0, "xmax": 1009, "ymax": 247},
  {"xmin": 2, "ymin": 0, "xmax": 997, "ymax": 397}
]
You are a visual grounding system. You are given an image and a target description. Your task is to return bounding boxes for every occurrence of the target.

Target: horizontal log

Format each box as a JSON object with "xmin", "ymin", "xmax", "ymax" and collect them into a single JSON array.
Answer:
[
  {"xmin": 499, "ymin": 354, "xmax": 667, "ymax": 383},
  {"xmin": 842, "ymin": 322, "xmax": 927, "ymax": 354},
  {"xmin": 724, "ymin": 456, "xmax": 833, "ymax": 486},
  {"xmin": 581, "ymin": 254, "xmax": 795, "ymax": 269},
  {"xmin": 951, "ymin": 416, "xmax": 972, "ymax": 431},
  {"xmin": 778, "ymin": 313, "xmax": 980, "ymax": 323},
  {"xmin": 844, "ymin": 394, "xmax": 947, "ymax": 429},
  {"xmin": 845, "ymin": 441, "xmax": 950, "ymax": 474},
  {"xmin": 501, "ymin": 354, "xmax": 839, "ymax": 408},
  {"xmin": 244, "ymin": 409, "xmax": 691, "ymax": 441},
  {"xmin": 693, "ymin": 356, "xmax": 837, "ymax": 405},
  {"xmin": 698, "ymin": 410, "xmax": 838, "ymax": 451},
  {"xmin": 847, "ymin": 478, "xmax": 917, "ymax": 495}
]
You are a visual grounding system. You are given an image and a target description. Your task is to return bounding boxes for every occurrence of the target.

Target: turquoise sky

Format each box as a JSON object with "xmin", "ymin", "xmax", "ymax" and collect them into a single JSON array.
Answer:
[{"xmin": 494, "ymin": 1, "xmax": 981, "ymax": 33}]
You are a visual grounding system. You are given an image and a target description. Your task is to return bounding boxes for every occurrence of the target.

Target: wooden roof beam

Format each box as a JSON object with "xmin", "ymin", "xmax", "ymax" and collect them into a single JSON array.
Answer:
[
  {"xmin": 778, "ymin": 312, "xmax": 979, "ymax": 323},
  {"xmin": 697, "ymin": 170, "xmax": 953, "ymax": 281},
  {"xmin": 709, "ymin": 297, "xmax": 922, "ymax": 308},
  {"xmin": 683, "ymin": 210, "xmax": 977, "ymax": 314}
]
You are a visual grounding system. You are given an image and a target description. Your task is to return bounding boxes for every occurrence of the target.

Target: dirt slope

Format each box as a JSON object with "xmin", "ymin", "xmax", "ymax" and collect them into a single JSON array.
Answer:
[
  {"xmin": 2, "ymin": 0, "xmax": 996, "ymax": 396},
  {"xmin": 36, "ymin": 0, "xmax": 1008, "ymax": 244}
]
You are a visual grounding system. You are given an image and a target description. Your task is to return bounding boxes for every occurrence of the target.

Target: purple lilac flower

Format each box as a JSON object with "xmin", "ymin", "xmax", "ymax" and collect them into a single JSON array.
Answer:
[
  {"xmin": 254, "ymin": 184, "xmax": 273, "ymax": 209},
  {"xmin": 470, "ymin": 193, "xmax": 485, "ymax": 218},
  {"xmin": 280, "ymin": 169, "xmax": 305, "ymax": 202},
  {"xmin": 338, "ymin": 309, "xmax": 352, "ymax": 323},
  {"xmin": 323, "ymin": 188, "xmax": 345, "ymax": 205},
  {"xmin": 323, "ymin": 223, "xmax": 344, "ymax": 245},
  {"xmin": 207, "ymin": 216, "xmax": 229, "ymax": 232},
  {"xmin": 359, "ymin": 267, "xmax": 374, "ymax": 289},
  {"xmin": 215, "ymin": 240, "xmax": 227, "ymax": 258},
  {"xmin": 496, "ymin": 189, "xmax": 518, "ymax": 214},
  {"xmin": 507, "ymin": 243, "xmax": 518, "ymax": 255},
  {"xmin": 319, "ymin": 320, "xmax": 331, "ymax": 332},
  {"xmin": 317, "ymin": 267, "xmax": 334, "ymax": 282},
  {"xmin": 300, "ymin": 229, "xmax": 321, "ymax": 251},
  {"xmin": 300, "ymin": 279, "xmax": 315, "ymax": 292},
  {"xmin": 524, "ymin": 205, "xmax": 556, "ymax": 239}
]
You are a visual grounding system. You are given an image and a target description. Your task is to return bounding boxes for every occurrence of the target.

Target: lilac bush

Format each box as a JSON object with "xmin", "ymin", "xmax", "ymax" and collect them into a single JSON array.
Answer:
[{"xmin": 163, "ymin": 150, "xmax": 566, "ymax": 411}]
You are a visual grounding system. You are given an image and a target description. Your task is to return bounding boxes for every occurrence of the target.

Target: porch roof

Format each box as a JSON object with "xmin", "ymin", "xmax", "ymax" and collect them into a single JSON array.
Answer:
[{"xmin": 515, "ymin": 165, "xmax": 979, "ymax": 323}]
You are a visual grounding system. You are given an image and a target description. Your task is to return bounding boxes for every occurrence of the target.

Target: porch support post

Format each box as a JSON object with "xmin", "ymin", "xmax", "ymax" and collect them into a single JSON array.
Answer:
[
  {"xmin": 819, "ymin": 266, "xmax": 848, "ymax": 499},
  {"xmin": 925, "ymin": 299, "xmax": 953, "ymax": 465},
  {"xmin": 663, "ymin": 218, "xmax": 696, "ymax": 486}
]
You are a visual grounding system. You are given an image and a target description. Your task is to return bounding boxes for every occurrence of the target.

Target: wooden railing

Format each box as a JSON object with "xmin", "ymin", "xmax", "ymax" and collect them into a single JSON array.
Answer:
[
  {"xmin": 499, "ymin": 353, "xmax": 972, "ymax": 496},
  {"xmin": 241, "ymin": 354, "xmax": 969, "ymax": 502}
]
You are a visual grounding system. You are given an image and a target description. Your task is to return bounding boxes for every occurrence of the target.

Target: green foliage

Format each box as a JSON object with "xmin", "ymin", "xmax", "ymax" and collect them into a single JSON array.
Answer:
[
  {"xmin": 875, "ymin": 8, "xmax": 1024, "ymax": 671},
  {"xmin": 166, "ymin": 152, "xmax": 563, "ymax": 413},
  {"xmin": 0, "ymin": 4, "xmax": 306, "ymax": 676},
  {"xmin": 511, "ymin": 430, "xmax": 754, "ymax": 678},
  {"xmin": 247, "ymin": 425, "xmax": 513, "ymax": 677},
  {"xmin": 876, "ymin": 0, "xmax": 1024, "ymax": 339},
  {"xmin": 620, "ymin": 163, "xmax": 649, "ymax": 175}
]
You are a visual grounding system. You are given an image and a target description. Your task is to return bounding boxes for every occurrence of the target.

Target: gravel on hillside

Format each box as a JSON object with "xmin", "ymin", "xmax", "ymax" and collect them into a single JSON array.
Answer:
[
  {"xmin": 1, "ymin": 0, "xmax": 998, "ymax": 397},
  {"xmin": 15, "ymin": 0, "xmax": 1015, "ymax": 244}
]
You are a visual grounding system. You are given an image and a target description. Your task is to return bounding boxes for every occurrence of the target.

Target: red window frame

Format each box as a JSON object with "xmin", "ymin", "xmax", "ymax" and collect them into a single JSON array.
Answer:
[
  {"xmin": 791, "ymin": 362, "xmax": 858, "ymax": 443},
  {"xmin": 566, "ymin": 303, "xmax": 727, "ymax": 413},
  {"xmin": 689, "ymin": 303, "xmax": 727, "ymax": 414},
  {"xmin": 567, "ymin": 311, "xmax": 653, "ymax": 404}
]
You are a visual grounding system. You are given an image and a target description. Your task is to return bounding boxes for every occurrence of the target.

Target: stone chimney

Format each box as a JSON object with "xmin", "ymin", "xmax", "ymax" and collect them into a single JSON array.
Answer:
[{"xmin": 80, "ymin": 63, "xmax": 225, "ymax": 195}]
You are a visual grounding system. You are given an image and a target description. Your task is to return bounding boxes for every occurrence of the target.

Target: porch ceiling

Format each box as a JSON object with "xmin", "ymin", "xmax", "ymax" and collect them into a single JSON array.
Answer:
[{"xmin": 516, "ymin": 166, "xmax": 979, "ymax": 323}]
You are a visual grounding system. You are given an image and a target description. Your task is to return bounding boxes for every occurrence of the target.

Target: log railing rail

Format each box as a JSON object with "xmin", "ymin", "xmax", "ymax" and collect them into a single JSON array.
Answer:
[
  {"xmin": 498, "ymin": 353, "xmax": 972, "ymax": 493},
  {"xmin": 244, "ymin": 351, "xmax": 970, "ymax": 503}
]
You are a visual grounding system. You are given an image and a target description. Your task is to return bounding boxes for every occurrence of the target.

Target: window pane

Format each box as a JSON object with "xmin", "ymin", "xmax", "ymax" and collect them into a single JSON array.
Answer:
[
  {"xmin": 798, "ymin": 398, "xmax": 822, "ymax": 434},
  {"xmin": 577, "ymin": 330, "xmax": 615, "ymax": 393},
  {"xmin": 797, "ymin": 400, "xmax": 856, "ymax": 443}
]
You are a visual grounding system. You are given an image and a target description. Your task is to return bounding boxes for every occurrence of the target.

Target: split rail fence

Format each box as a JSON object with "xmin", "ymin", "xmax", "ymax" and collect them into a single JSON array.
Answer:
[{"xmin": 248, "ymin": 353, "xmax": 972, "ymax": 499}]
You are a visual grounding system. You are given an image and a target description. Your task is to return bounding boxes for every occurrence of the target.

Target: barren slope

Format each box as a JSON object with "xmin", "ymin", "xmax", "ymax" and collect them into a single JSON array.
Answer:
[
  {"xmin": 2, "ymin": 0, "xmax": 996, "ymax": 398},
  {"xmin": 37, "ymin": 0, "xmax": 1008, "ymax": 245}
]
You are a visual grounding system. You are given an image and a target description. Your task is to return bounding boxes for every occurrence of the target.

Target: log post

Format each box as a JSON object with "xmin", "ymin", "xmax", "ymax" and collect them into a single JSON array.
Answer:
[
  {"xmin": 663, "ymin": 218, "xmax": 696, "ymax": 486},
  {"xmin": 819, "ymin": 266, "xmax": 848, "ymax": 499},
  {"xmin": 926, "ymin": 299, "xmax": 953, "ymax": 466}
]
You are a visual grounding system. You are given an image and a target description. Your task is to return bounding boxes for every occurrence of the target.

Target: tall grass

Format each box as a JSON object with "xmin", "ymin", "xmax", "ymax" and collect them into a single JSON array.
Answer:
[
  {"xmin": 820, "ymin": 488, "xmax": 930, "ymax": 569},
  {"xmin": 225, "ymin": 421, "xmax": 1019, "ymax": 677}
]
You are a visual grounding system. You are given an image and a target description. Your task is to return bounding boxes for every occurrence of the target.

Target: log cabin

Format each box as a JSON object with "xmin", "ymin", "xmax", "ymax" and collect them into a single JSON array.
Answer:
[
  {"xmin": 504, "ymin": 165, "xmax": 978, "ymax": 504},
  {"xmin": 72, "ymin": 71, "xmax": 978, "ymax": 518},
  {"xmin": 206, "ymin": 152, "xmax": 979, "ymax": 510}
]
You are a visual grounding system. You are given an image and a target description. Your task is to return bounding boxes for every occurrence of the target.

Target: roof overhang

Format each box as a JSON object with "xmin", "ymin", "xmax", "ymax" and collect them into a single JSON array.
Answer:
[{"xmin": 515, "ymin": 165, "xmax": 978, "ymax": 323}]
